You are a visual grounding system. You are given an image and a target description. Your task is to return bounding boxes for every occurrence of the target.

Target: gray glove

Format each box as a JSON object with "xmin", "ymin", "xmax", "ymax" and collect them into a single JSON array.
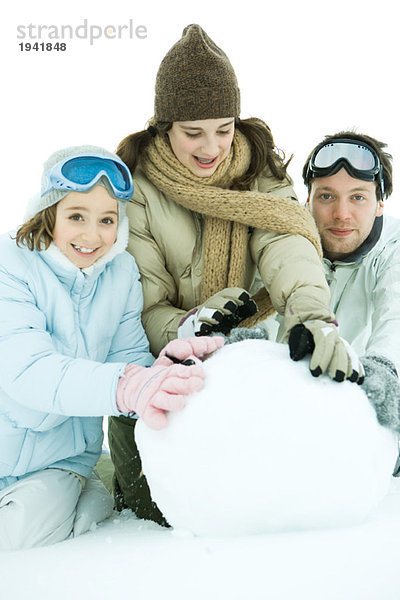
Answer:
[
  {"xmin": 221, "ymin": 325, "xmax": 269, "ymax": 345},
  {"xmin": 361, "ymin": 354, "xmax": 400, "ymax": 433}
]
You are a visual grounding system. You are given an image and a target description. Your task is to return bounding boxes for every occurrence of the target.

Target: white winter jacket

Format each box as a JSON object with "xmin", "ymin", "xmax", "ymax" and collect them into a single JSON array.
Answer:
[{"xmin": 322, "ymin": 214, "xmax": 400, "ymax": 373}]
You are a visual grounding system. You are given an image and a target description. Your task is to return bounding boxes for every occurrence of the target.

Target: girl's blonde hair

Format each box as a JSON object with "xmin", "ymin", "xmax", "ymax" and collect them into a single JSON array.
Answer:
[{"xmin": 15, "ymin": 204, "xmax": 57, "ymax": 251}]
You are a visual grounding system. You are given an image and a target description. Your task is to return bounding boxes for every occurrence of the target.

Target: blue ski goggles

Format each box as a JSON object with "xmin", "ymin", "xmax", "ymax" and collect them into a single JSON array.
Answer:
[
  {"xmin": 305, "ymin": 138, "xmax": 384, "ymax": 196},
  {"xmin": 41, "ymin": 154, "xmax": 134, "ymax": 200}
]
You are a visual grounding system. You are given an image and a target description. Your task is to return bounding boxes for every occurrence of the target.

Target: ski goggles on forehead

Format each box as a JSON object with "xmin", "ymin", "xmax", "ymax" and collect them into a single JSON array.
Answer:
[
  {"xmin": 41, "ymin": 154, "xmax": 134, "ymax": 200},
  {"xmin": 306, "ymin": 138, "xmax": 384, "ymax": 196}
]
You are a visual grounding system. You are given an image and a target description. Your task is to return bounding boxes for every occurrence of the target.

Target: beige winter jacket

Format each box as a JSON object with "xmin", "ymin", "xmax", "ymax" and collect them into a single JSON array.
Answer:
[{"xmin": 126, "ymin": 166, "xmax": 333, "ymax": 355}]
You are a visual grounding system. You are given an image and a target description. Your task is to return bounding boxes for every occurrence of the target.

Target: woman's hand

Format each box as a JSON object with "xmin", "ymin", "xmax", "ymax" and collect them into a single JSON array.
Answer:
[
  {"xmin": 288, "ymin": 320, "xmax": 364, "ymax": 383},
  {"xmin": 177, "ymin": 288, "xmax": 258, "ymax": 337}
]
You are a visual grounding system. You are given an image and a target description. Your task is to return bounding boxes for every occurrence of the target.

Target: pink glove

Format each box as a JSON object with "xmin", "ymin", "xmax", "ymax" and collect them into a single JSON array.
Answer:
[
  {"xmin": 154, "ymin": 336, "xmax": 225, "ymax": 367},
  {"xmin": 116, "ymin": 363, "xmax": 205, "ymax": 430}
]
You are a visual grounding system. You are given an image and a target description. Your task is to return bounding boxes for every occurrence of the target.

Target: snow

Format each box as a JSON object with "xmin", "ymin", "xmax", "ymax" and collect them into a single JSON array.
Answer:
[
  {"xmin": 2, "ymin": 339, "xmax": 400, "ymax": 599},
  {"xmin": 136, "ymin": 339, "xmax": 398, "ymax": 535},
  {"xmin": 2, "ymin": 480, "xmax": 400, "ymax": 600}
]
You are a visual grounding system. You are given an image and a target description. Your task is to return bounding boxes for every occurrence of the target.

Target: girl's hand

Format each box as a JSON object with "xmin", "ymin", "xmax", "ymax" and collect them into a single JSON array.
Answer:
[{"xmin": 116, "ymin": 363, "xmax": 205, "ymax": 429}]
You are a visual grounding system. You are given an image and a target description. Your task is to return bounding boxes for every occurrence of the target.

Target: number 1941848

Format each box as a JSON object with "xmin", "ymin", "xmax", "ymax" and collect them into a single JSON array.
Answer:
[{"xmin": 19, "ymin": 42, "xmax": 66, "ymax": 51}]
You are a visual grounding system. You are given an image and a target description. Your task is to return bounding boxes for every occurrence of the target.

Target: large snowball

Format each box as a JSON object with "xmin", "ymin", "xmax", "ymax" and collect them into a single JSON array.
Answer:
[{"xmin": 135, "ymin": 340, "xmax": 398, "ymax": 536}]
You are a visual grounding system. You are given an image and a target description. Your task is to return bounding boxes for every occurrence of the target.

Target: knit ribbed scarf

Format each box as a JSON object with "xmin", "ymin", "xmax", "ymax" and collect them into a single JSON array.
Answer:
[{"xmin": 141, "ymin": 129, "xmax": 322, "ymax": 327}]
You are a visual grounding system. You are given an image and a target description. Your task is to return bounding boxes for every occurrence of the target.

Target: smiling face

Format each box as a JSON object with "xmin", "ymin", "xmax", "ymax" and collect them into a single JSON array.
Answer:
[
  {"xmin": 167, "ymin": 118, "xmax": 235, "ymax": 177},
  {"xmin": 307, "ymin": 168, "xmax": 383, "ymax": 261},
  {"xmin": 53, "ymin": 185, "xmax": 118, "ymax": 268}
]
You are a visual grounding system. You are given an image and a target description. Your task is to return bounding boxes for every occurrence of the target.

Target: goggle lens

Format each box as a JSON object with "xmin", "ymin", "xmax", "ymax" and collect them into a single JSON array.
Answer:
[
  {"xmin": 61, "ymin": 157, "xmax": 130, "ymax": 191},
  {"xmin": 313, "ymin": 142, "xmax": 377, "ymax": 171}
]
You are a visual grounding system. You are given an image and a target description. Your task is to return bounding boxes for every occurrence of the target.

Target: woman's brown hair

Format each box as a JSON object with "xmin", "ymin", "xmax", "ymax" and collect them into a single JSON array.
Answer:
[
  {"xmin": 14, "ymin": 204, "xmax": 57, "ymax": 251},
  {"xmin": 116, "ymin": 118, "xmax": 291, "ymax": 191}
]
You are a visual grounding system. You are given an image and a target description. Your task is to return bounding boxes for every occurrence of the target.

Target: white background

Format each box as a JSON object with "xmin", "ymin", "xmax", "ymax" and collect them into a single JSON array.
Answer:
[{"xmin": 2, "ymin": 0, "xmax": 399, "ymax": 233}]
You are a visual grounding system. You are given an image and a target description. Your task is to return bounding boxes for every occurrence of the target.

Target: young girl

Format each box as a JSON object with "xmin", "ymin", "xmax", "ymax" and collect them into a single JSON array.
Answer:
[
  {"xmin": 109, "ymin": 24, "xmax": 364, "ymax": 522},
  {"xmin": 0, "ymin": 145, "xmax": 222, "ymax": 550}
]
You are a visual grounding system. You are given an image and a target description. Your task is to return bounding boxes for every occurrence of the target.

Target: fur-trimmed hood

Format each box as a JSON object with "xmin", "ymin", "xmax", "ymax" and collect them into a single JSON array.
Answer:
[{"xmin": 38, "ymin": 212, "xmax": 130, "ymax": 278}]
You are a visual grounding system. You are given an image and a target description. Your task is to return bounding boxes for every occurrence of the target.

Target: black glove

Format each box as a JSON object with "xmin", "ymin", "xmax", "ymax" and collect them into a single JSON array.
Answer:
[
  {"xmin": 178, "ymin": 287, "xmax": 258, "ymax": 338},
  {"xmin": 212, "ymin": 292, "xmax": 258, "ymax": 335},
  {"xmin": 361, "ymin": 354, "xmax": 400, "ymax": 433}
]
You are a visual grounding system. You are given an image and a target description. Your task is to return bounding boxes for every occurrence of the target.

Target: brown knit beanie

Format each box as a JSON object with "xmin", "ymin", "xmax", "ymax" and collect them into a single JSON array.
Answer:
[{"xmin": 154, "ymin": 24, "xmax": 241, "ymax": 122}]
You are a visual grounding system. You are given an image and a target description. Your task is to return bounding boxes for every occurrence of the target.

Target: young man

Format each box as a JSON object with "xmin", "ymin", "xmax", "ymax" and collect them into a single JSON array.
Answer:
[
  {"xmin": 303, "ymin": 132, "xmax": 398, "ymax": 366},
  {"xmin": 303, "ymin": 131, "xmax": 400, "ymax": 438}
]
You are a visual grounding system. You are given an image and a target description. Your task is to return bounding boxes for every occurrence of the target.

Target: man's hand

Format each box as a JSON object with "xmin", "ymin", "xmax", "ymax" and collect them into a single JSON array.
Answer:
[{"xmin": 361, "ymin": 354, "xmax": 400, "ymax": 432}]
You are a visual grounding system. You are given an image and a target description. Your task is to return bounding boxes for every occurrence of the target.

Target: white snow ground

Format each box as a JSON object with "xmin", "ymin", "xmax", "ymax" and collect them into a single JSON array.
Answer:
[{"xmin": 1, "ymin": 478, "xmax": 400, "ymax": 600}]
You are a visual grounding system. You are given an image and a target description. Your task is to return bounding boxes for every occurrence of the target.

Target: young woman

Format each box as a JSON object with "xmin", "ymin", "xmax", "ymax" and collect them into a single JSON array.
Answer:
[{"xmin": 109, "ymin": 25, "xmax": 364, "ymax": 524}]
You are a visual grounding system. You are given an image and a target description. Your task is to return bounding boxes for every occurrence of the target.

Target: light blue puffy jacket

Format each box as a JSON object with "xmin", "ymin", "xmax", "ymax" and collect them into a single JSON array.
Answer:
[{"xmin": 0, "ymin": 232, "xmax": 154, "ymax": 491}]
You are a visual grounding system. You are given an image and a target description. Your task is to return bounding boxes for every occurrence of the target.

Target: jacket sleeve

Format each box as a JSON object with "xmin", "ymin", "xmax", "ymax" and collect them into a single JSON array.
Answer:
[
  {"xmin": 0, "ymin": 264, "xmax": 124, "ymax": 417},
  {"xmin": 250, "ymin": 171, "xmax": 335, "ymax": 337},
  {"xmin": 126, "ymin": 184, "xmax": 188, "ymax": 355},
  {"xmin": 365, "ymin": 241, "xmax": 400, "ymax": 373},
  {"xmin": 250, "ymin": 230, "xmax": 335, "ymax": 338},
  {"xmin": 106, "ymin": 260, "xmax": 155, "ymax": 367}
]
